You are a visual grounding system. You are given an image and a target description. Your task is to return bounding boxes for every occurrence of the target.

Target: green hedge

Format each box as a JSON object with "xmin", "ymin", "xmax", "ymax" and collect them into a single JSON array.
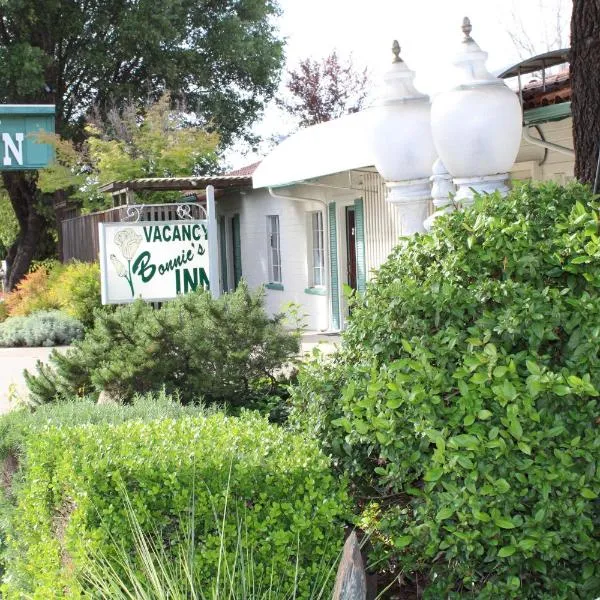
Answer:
[
  {"xmin": 289, "ymin": 182, "xmax": 600, "ymax": 598},
  {"xmin": 2, "ymin": 403, "xmax": 348, "ymax": 598}
]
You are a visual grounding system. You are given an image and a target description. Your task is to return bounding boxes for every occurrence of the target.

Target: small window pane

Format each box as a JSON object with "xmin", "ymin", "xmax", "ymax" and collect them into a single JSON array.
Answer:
[{"xmin": 267, "ymin": 215, "xmax": 282, "ymax": 283}]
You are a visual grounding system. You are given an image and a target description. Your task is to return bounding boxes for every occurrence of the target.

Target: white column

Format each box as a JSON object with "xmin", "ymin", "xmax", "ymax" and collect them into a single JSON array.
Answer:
[{"xmin": 206, "ymin": 185, "xmax": 220, "ymax": 298}]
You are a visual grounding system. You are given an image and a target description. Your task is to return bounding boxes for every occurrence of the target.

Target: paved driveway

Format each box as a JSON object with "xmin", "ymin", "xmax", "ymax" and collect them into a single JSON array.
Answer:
[{"xmin": 0, "ymin": 347, "xmax": 67, "ymax": 413}]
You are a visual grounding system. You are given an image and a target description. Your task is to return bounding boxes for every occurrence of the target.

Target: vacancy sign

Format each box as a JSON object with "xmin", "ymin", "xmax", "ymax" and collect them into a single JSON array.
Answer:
[
  {"xmin": 0, "ymin": 105, "xmax": 55, "ymax": 170},
  {"xmin": 99, "ymin": 220, "xmax": 211, "ymax": 304}
]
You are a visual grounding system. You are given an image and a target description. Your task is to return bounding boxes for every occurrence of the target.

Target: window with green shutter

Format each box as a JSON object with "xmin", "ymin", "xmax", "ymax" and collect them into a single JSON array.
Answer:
[
  {"xmin": 232, "ymin": 214, "xmax": 242, "ymax": 288},
  {"xmin": 354, "ymin": 198, "xmax": 366, "ymax": 293},
  {"xmin": 329, "ymin": 202, "xmax": 340, "ymax": 330}
]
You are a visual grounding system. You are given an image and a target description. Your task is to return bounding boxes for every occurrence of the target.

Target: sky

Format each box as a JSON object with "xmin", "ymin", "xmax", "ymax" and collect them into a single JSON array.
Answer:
[{"xmin": 227, "ymin": 0, "xmax": 572, "ymax": 168}]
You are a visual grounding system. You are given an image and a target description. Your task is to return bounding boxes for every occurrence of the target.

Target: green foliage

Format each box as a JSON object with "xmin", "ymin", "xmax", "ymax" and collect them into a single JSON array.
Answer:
[
  {"xmin": 38, "ymin": 95, "xmax": 220, "ymax": 208},
  {"xmin": 1, "ymin": 407, "xmax": 347, "ymax": 599},
  {"xmin": 0, "ymin": 310, "xmax": 83, "ymax": 347},
  {"xmin": 82, "ymin": 485, "xmax": 338, "ymax": 599},
  {"xmin": 5, "ymin": 261, "xmax": 101, "ymax": 328},
  {"xmin": 48, "ymin": 262, "xmax": 101, "ymax": 328},
  {"xmin": 289, "ymin": 182, "xmax": 600, "ymax": 598},
  {"xmin": 0, "ymin": 190, "xmax": 18, "ymax": 260},
  {"xmin": 0, "ymin": 0, "xmax": 284, "ymax": 147},
  {"xmin": 25, "ymin": 282, "xmax": 300, "ymax": 406},
  {"xmin": 0, "ymin": 392, "xmax": 203, "ymax": 457}
]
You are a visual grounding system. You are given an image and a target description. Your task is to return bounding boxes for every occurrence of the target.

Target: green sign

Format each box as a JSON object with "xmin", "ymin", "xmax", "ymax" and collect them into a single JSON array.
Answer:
[{"xmin": 0, "ymin": 105, "xmax": 55, "ymax": 170}]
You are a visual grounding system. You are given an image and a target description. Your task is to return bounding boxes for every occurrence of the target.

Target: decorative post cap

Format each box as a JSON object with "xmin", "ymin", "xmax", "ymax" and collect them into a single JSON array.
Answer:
[
  {"xmin": 462, "ymin": 17, "xmax": 473, "ymax": 43},
  {"xmin": 392, "ymin": 40, "xmax": 403, "ymax": 63}
]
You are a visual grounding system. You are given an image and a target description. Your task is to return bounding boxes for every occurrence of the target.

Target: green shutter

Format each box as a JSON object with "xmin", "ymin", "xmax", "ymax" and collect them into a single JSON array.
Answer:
[
  {"xmin": 328, "ymin": 202, "xmax": 340, "ymax": 330},
  {"xmin": 219, "ymin": 216, "xmax": 228, "ymax": 292},
  {"xmin": 354, "ymin": 198, "xmax": 366, "ymax": 293},
  {"xmin": 232, "ymin": 214, "xmax": 242, "ymax": 287}
]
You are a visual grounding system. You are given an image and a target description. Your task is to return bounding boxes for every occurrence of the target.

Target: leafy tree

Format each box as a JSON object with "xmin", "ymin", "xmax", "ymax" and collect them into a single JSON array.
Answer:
[
  {"xmin": 570, "ymin": 0, "xmax": 600, "ymax": 183},
  {"xmin": 39, "ymin": 94, "xmax": 219, "ymax": 210},
  {"xmin": 278, "ymin": 51, "xmax": 368, "ymax": 128},
  {"xmin": 0, "ymin": 0, "xmax": 284, "ymax": 290}
]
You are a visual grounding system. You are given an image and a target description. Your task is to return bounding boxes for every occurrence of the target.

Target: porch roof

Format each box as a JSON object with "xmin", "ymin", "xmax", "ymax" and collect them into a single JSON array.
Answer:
[
  {"xmin": 98, "ymin": 174, "xmax": 252, "ymax": 193},
  {"xmin": 252, "ymin": 109, "xmax": 376, "ymax": 189}
]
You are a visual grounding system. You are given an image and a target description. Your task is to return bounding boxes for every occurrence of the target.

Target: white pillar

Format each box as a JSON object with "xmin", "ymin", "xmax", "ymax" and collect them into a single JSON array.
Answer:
[
  {"xmin": 424, "ymin": 158, "xmax": 456, "ymax": 230},
  {"xmin": 206, "ymin": 185, "xmax": 220, "ymax": 298}
]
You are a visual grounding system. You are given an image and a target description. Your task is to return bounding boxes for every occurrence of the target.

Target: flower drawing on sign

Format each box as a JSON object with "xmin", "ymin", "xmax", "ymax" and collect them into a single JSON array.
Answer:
[{"xmin": 112, "ymin": 228, "xmax": 142, "ymax": 297}]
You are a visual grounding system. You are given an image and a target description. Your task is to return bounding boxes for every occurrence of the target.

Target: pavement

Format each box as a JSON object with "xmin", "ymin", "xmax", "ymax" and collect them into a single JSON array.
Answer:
[
  {"xmin": 0, "ymin": 346, "xmax": 68, "ymax": 413},
  {"xmin": 0, "ymin": 333, "xmax": 341, "ymax": 415}
]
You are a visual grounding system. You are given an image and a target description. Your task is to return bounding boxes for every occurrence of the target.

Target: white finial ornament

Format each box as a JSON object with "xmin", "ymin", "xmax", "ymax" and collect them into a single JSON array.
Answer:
[
  {"xmin": 430, "ymin": 17, "xmax": 522, "ymax": 205},
  {"xmin": 370, "ymin": 40, "xmax": 437, "ymax": 235}
]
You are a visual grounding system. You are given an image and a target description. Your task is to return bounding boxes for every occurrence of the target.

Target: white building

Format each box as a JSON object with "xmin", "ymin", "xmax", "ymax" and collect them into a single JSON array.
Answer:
[{"xmin": 215, "ymin": 49, "xmax": 574, "ymax": 332}]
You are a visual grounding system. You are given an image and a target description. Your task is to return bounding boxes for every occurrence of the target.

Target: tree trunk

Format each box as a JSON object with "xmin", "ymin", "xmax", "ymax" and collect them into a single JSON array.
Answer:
[
  {"xmin": 2, "ymin": 172, "xmax": 46, "ymax": 291},
  {"xmin": 571, "ymin": 0, "xmax": 600, "ymax": 183}
]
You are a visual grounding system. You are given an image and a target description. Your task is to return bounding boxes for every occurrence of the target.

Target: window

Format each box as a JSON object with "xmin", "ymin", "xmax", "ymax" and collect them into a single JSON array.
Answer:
[
  {"xmin": 267, "ymin": 215, "xmax": 281, "ymax": 283},
  {"xmin": 310, "ymin": 211, "xmax": 325, "ymax": 287}
]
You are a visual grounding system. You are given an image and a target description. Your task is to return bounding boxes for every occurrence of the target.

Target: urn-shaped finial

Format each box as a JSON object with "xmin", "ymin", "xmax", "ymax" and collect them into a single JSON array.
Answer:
[
  {"xmin": 370, "ymin": 40, "xmax": 437, "ymax": 234},
  {"xmin": 430, "ymin": 17, "xmax": 522, "ymax": 204}
]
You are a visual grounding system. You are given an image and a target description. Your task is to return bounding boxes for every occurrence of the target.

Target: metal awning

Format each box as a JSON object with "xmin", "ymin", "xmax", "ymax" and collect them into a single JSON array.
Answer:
[
  {"xmin": 523, "ymin": 101, "xmax": 572, "ymax": 126},
  {"xmin": 253, "ymin": 109, "xmax": 377, "ymax": 189},
  {"xmin": 498, "ymin": 48, "xmax": 570, "ymax": 79},
  {"xmin": 98, "ymin": 175, "xmax": 252, "ymax": 193}
]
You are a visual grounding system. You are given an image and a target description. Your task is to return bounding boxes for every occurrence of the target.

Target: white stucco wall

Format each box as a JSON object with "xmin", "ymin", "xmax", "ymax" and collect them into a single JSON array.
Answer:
[{"xmin": 217, "ymin": 189, "xmax": 329, "ymax": 332}]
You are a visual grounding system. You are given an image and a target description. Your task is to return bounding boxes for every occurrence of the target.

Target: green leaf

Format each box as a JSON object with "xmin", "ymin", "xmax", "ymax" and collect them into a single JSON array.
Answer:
[
  {"xmin": 424, "ymin": 467, "xmax": 444, "ymax": 482},
  {"xmin": 580, "ymin": 488, "xmax": 598, "ymax": 499},
  {"xmin": 386, "ymin": 397, "xmax": 402, "ymax": 409},
  {"xmin": 493, "ymin": 516, "xmax": 516, "ymax": 529},
  {"xmin": 517, "ymin": 441, "xmax": 531, "ymax": 455},
  {"xmin": 478, "ymin": 409, "xmax": 493, "ymax": 420},
  {"xmin": 508, "ymin": 419, "xmax": 523, "ymax": 440},
  {"xmin": 394, "ymin": 535, "xmax": 413, "ymax": 548},
  {"xmin": 436, "ymin": 507, "xmax": 454, "ymax": 521},
  {"xmin": 463, "ymin": 414, "xmax": 475, "ymax": 426},
  {"xmin": 354, "ymin": 420, "xmax": 369, "ymax": 435},
  {"xmin": 495, "ymin": 478, "xmax": 510, "ymax": 493},
  {"xmin": 470, "ymin": 372, "xmax": 488, "ymax": 385},
  {"xmin": 498, "ymin": 545, "xmax": 516, "ymax": 557},
  {"xmin": 518, "ymin": 538, "xmax": 537, "ymax": 551}
]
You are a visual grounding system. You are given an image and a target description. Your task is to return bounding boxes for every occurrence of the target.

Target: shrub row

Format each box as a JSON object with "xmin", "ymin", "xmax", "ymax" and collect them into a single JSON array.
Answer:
[
  {"xmin": 25, "ymin": 283, "xmax": 300, "ymax": 407},
  {"xmin": 289, "ymin": 182, "xmax": 600, "ymax": 598},
  {"xmin": 0, "ymin": 396, "xmax": 348, "ymax": 598}
]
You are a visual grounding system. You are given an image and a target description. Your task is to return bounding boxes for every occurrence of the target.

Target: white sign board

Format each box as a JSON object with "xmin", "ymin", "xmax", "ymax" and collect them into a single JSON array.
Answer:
[{"xmin": 99, "ymin": 220, "xmax": 210, "ymax": 304}]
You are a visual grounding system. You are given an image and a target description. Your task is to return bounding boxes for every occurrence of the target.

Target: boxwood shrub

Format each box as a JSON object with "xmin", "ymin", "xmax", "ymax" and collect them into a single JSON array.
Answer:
[
  {"xmin": 2, "ymin": 406, "xmax": 348, "ymax": 598},
  {"xmin": 289, "ymin": 182, "xmax": 600, "ymax": 598}
]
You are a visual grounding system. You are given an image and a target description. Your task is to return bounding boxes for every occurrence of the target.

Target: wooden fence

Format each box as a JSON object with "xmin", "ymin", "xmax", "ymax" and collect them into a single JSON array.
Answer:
[{"xmin": 61, "ymin": 203, "xmax": 205, "ymax": 263}]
